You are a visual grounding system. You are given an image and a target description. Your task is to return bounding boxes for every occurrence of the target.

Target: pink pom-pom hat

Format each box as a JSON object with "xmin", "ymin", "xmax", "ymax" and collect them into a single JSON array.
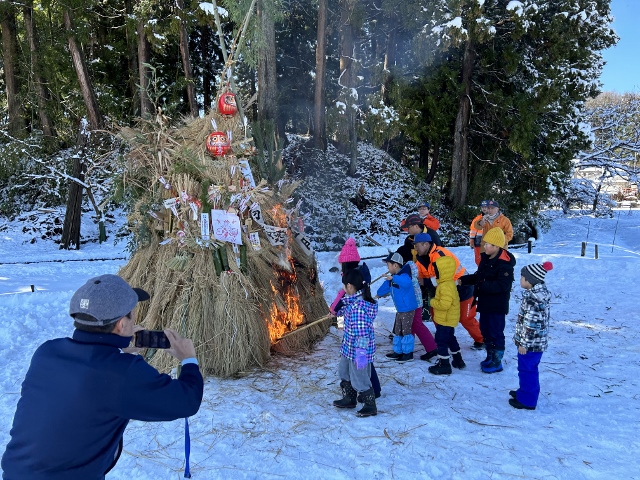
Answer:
[{"xmin": 338, "ymin": 237, "xmax": 361, "ymax": 263}]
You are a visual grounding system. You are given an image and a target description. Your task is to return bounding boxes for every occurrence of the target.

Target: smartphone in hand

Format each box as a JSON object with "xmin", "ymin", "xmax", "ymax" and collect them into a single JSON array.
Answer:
[{"xmin": 134, "ymin": 330, "xmax": 171, "ymax": 349}]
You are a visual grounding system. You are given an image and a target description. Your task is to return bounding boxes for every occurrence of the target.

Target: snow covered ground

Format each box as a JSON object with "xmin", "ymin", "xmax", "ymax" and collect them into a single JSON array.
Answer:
[{"xmin": 1, "ymin": 210, "xmax": 639, "ymax": 479}]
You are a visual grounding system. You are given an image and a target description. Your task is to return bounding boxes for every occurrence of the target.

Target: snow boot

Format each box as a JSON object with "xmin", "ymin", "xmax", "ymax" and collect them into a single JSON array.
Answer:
[
  {"xmin": 471, "ymin": 342, "xmax": 485, "ymax": 350},
  {"xmin": 509, "ymin": 398, "xmax": 535, "ymax": 410},
  {"xmin": 386, "ymin": 351, "xmax": 401, "ymax": 359},
  {"xmin": 480, "ymin": 345, "xmax": 494, "ymax": 368},
  {"xmin": 356, "ymin": 388, "xmax": 377, "ymax": 417},
  {"xmin": 451, "ymin": 351, "xmax": 466, "ymax": 369},
  {"xmin": 428, "ymin": 356, "xmax": 452, "ymax": 375},
  {"xmin": 481, "ymin": 349, "xmax": 504, "ymax": 373},
  {"xmin": 333, "ymin": 380, "xmax": 357, "ymax": 408},
  {"xmin": 509, "ymin": 390, "xmax": 518, "ymax": 399},
  {"xmin": 395, "ymin": 352, "xmax": 413, "ymax": 363},
  {"xmin": 420, "ymin": 348, "xmax": 438, "ymax": 361}
]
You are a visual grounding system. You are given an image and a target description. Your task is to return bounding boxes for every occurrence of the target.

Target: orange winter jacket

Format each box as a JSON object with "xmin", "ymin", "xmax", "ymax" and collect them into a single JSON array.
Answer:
[
  {"xmin": 422, "ymin": 215, "xmax": 440, "ymax": 231},
  {"xmin": 469, "ymin": 214, "xmax": 484, "ymax": 247},
  {"xmin": 416, "ymin": 245, "xmax": 466, "ymax": 281},
  {"xmin": 474, "ymin": 213, "xmax": 513, "ymax": 249}
]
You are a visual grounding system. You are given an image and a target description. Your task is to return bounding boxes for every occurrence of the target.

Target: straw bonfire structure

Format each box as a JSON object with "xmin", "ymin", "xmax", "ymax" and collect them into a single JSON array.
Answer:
[{"xmin": 117, "ymin": 107, "xmax": 330, "ymax": 377}]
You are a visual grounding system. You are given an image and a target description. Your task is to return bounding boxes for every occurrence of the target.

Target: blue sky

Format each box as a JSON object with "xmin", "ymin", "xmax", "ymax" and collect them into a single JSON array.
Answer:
[{"xmin": 600, "ymin": 0, "xmax": 640, "ymax": 93}]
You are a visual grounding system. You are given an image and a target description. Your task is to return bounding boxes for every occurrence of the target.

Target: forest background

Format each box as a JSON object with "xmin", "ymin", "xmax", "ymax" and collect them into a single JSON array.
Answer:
[{"xmin": 0, "ymin": 0, "xmax": 638, "ymax": 244}]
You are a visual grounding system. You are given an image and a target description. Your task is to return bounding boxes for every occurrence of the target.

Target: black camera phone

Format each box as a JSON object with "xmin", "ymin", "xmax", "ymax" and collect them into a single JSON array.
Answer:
[{"xmin": 134, "ymin": 330, "xmax": 171, "ymax": 349}]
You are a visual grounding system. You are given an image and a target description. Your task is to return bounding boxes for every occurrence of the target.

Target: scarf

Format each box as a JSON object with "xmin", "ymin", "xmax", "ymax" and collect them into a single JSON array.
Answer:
[{"xmin": 484, "ymin": 211, "xmax": 500, "ymax": 223}]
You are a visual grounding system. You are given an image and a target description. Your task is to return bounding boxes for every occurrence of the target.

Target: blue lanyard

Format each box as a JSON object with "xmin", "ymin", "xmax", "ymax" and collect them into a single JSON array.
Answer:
[{"xmin": 184, "ymin": 417, "xmax": 192, "ymax": 478}]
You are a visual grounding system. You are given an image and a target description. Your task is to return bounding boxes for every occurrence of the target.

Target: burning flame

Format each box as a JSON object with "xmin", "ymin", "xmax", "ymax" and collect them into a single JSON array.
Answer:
[
  {"xmin": 264, "ymin": 202, "xmax": 306, "ymax": 342},
  {"xmin": 268, "ymin": 264, "xmax": 305, "ymax": 343}
]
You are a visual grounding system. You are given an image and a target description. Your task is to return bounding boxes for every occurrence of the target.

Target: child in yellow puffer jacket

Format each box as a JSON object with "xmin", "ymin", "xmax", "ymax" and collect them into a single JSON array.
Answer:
[{"xmin": 428, "ymin": 256, "xmax": 465, "ymax": 375}]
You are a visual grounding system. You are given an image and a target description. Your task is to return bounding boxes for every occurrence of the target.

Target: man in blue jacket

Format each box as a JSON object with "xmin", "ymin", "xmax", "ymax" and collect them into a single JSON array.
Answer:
[{"xmin": 1, "ymin": 274, "xmax": 204, "ymax": 480}]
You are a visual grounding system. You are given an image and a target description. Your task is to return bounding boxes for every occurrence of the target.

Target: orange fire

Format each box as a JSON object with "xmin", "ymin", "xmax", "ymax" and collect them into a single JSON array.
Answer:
[{"xmin": 268, "ymin": 264, "xmax": 305, "ymax": 343}]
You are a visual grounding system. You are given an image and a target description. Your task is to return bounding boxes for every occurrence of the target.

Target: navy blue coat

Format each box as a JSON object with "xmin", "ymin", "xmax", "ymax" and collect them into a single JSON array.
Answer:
[
  {"xmin": 1, "ymin": 330, "xmax": 203, "ymax": 480},
  {"xmin": 460, "ymin": 248, "xmax": 516, "ymax": 314}
]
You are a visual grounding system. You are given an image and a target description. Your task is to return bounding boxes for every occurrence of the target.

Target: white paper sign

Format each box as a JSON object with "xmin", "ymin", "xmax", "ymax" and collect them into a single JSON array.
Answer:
[
  {"xmin": 249, "ymin": 204, "xmax": 265, "ymax": 225},
  {"xmin": 293, "ymin": 231, "xmax": 313, "ymax": 255},
  {"xmin": 200, "ymin": 212, "xmax": 210, "ymax": 240},
  {"xmin": 249, "ymin": 231, "xmax": 261, "ymax": 251},
  {"xmin": 210, "ymin": 210, "xmax": 242, "ymax": 245},
  {"xmin": 263, "ymin": 224, "xmax": 288, "ymax": 246},
  {"xmin": 163, "ymin": 197, "xmax": 179, "ymax": 209}
]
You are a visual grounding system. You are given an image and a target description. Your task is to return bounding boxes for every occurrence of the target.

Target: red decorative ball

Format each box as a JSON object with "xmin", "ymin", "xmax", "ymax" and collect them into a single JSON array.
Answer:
[
  {"xmin": 542, "ymin": 261, "xmax": 553, "ymax": 271},
  {"xmin": 217, "ymin": 92, "xmax": 237, "ymax": 116},
  {"xmin": 206, "ymin": 132, "xmax": 232, "ymax": 156}
]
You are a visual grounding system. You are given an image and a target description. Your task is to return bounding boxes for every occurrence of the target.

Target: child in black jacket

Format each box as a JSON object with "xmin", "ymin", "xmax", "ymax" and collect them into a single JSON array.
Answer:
[{"xmin": 460, "ymin": 227, "xmax": 516, "ymax": 373}]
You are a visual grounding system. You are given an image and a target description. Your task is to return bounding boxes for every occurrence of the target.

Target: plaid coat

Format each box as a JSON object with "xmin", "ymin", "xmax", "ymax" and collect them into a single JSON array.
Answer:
[
  {"xmin": 513, "ymin": 283, "xmax": 551, "ymax": 352},
  {"xmin": 337, "ymin": 292, "xmax": 378, "ymax": 363}
]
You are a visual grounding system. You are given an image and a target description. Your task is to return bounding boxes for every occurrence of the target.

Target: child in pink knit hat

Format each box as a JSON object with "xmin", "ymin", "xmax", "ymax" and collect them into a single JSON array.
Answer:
[
  {"xmin": 338, "ymin": 237, "xmax": 361, "ymax": 264},
  {"xmin": 330, "ymin": 238, "xmax": 380, "ymax": 398}
]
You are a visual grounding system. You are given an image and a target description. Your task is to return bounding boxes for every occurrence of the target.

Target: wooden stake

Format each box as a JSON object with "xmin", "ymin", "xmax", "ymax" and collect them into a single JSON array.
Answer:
[
  {"xmin": 581, "ymin": 242, "xmax": 586, "ymax": 257},
  {"xmin": 595, "ymin": 244, "xmax": 599, "ymax": 259}
]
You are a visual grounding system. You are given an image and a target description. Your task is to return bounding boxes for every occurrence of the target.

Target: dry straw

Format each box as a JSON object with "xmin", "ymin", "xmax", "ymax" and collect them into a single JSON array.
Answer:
[{"xmin": 117, "ymin": 110, "xmax": 330, "ymax": 377}]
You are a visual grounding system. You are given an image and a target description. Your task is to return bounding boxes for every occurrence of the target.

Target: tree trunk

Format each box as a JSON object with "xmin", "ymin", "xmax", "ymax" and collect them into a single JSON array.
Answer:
[
  {"xmin": 201, "ymin": 25, "xmax": 212, "ymax": 110},
  {"xmin": 449, "ymin": 37, "xmax": 475, "ymax": 208},
  {"xmin": 1, "ymin": 5, "xmax": 26, "ymax": 138},
  {"xmin": 60, "ymin": 147, "xmax": 86, "ymax": 250},
  {"xmin": 381, "ymin": 27, "xmax": 396, "ymax": 104},
  {"xmin": 137, "ymin": 18, "xmax": 153, "ymax": 119},
  {"xmin": 312, "ymin": 0, "xmax": 327, "ymax": 151},
  {"xmin": 592, "ymin": 182, "xmax": 602, "ymax": 213},
  {"xmin": 339, "ymin": 0, "xmax": 358, "ymax": 175},
  {"xmin": 63, "ymin": 9, "xmax": 103, "ymax": 130},
  {"xmin": 257, "ymin": 0, "xmax": 278, "ymax": 127},
  {"xmin": 125, "ymin": 0, "xmax": 139, "ymax": 117},
  {"xmin": 23, "ymin": 0, "xmax": 54, "ymax": 138},
  {"xmin": 176, "ymin": 0, "xmax": 198, "ymax": 117},
  {"xmin": 425, "ymin": 140, "xmax": 439, "ymax": 184}
]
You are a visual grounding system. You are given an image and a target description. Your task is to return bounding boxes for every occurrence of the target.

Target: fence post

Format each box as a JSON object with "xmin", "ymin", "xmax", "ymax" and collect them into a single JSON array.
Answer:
[
  {"xmin": 595, "ymin": 244, "xmax": 599, "ymax": 259},
  {"xmin": 527, "ymin": 240, "xmax": 532, "ymax": 253},
  {"xmin": 581, "ymin": 242, "xmax": 586, "ymax": 257}
]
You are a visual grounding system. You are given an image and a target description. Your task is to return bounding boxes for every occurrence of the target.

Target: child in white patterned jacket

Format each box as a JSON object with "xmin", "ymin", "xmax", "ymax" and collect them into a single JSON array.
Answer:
[{"xmin": 509, "ymin": 262, "xmax": 553, "ymax": 410}]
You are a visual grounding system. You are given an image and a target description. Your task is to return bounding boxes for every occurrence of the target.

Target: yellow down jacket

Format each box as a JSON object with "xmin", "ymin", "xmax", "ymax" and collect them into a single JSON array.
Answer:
[{"xmin": 430, "ymin": 256, "xmax": 460, "ymax": 327}]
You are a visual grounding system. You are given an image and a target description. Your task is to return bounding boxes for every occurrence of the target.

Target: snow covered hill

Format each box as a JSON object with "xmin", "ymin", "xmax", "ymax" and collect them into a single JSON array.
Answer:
[{"xmin": 1, "ymin": 210, "xmax": 639, "ymax": 479}]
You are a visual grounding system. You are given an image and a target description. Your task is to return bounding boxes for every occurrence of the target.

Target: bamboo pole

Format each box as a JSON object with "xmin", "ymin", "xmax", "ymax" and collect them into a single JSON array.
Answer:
[
  {"xmin": 276, "ymin": 314, "xmax": 333, "ymax": 340},
  {"xmin": 210, "ymin": 0, "xmax": 256, "ymax": 121}
]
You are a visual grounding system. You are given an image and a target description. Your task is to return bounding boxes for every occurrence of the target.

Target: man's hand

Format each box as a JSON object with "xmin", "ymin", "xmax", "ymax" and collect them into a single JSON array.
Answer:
[
  {"xmin": 165, "ymin": 328, "xmax": 197, "ymax": 361},
  {"xmin": 122, "ymin": 325, "xmax": 145, "ymax": 354},
  {"xmin": 384, "ymin": 274, "xmax": 393, "ymax": 281}
]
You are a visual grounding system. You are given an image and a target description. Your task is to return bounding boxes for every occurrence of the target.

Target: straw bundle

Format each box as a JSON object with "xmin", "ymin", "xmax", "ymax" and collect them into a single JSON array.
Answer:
[{"xmin": 117, "ymin": 110, "xmax": 329, "ymax": 377}]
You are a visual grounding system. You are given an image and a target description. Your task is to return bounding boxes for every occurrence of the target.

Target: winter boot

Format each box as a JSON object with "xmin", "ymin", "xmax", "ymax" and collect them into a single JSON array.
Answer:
[
  {"xmin": 480, "ymin": 345, "xmax": 494, "ymax": 368},
  {"xmin": 420, "ymin": 348, "xmax": 438, "ymax": 361},
  {"xmin": 481, "ymin": 349, "xmax": 504, "ymax": 373},
  {"xmin": 333, "ymin": 380, "xmax": 357, "ymax": 408},
  {"xmin": 509, "ymin": 390, "xmax": 518, "ymax": 399},
  {"xmin": 471, "ymin": 342, "xmax": 485, "ymax": 350},
  {"xmin": 428, "ymin": 356, "xmax": 452, "ymax": 375},
  {"xmin": 356, "ymin": 388, "xmax": 378, "ymax": 417},
  {"xmin": 386, "ymin": 352, "xmax": 401, "ymax": 359},
  {"xmin": 451, "ymin": 351, "xmax": 466, "ymax": 369},
  {"xmin": 509, "ymin": 398, "xmax": 535, "ymax": 410},
  {"xmin": 395, "ymin": 352, "xmax": 414, "ymax": 363}
]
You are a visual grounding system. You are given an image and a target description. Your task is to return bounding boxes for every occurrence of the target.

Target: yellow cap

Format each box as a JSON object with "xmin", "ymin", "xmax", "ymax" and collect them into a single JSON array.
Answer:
[{"xmin": 484, "ymin": 227, "xmax": 505, "ymax": 248}]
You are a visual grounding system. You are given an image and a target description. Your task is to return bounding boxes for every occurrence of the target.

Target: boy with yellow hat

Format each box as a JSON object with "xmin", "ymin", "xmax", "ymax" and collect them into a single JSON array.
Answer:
[{"xmin": 459, "ymin": 227, "xmax": 516, "ymax": 373}]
